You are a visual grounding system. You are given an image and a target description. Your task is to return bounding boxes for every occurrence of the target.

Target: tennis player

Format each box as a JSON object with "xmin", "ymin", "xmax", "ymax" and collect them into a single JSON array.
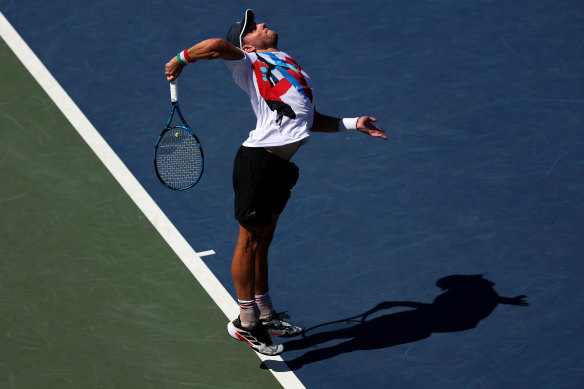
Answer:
[{"xmin": 165, "ymin": 9, "xmax": 387, "ymax": 356}]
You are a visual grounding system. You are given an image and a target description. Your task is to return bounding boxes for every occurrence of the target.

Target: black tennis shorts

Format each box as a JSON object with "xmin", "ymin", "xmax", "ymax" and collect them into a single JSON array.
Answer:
[{"xmin": 233, "ymin": 145, "xmax": 299, "ymax": 227}]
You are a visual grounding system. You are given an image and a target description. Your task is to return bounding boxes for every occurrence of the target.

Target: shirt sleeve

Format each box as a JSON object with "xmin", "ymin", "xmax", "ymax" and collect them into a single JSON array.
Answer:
[{"xmin": 223, "ymin": 51, "xmax": 253, "ymax": 91}]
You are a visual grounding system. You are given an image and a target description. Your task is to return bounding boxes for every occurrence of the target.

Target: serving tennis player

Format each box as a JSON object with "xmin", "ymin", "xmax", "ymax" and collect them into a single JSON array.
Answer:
[{"xmin": 165, "ymin": 9, "xmax": 387, "ymax": 356}]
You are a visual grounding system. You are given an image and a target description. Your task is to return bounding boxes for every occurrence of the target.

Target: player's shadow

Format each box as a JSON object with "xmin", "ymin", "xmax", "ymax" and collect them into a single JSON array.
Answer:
[{"xmin": 263, "ymin": 274, "xmax": 528, "ymax": 371}]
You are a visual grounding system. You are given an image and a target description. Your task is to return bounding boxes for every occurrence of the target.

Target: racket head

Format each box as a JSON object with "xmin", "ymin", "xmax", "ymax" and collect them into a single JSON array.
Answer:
[{"xmin": 154, "ymin": 124, "xmax": 204, "ymax": 190}]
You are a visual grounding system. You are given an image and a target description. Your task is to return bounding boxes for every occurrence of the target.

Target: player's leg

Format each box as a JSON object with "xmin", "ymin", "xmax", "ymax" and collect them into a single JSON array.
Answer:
[
  {"xmin": 254, "ymin": 213, "xmax": 304, "ymax": 337},
  {"xmin": 228, "ymin": 220, "xmax": 284, "ymax": 355},
  {"xmin": 254, "ymin": 214, "xmax": 279, "ymax": 298},
  {"xmin": 231, "ymin": 221, "xmax": 265, "ymax": 323},
  {"xmin": 231, "ymin": 145, "xmax": 269, "ymax": 323},
  {"xmin": 254, "ymin": 214, "xmax": 277, "ymax": 320}
]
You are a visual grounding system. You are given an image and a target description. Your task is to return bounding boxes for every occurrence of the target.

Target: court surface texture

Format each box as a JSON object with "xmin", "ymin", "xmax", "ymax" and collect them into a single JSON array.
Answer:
[{"xmin": 1, "ymin": 1, "xmax": 583, "ymax": 388}]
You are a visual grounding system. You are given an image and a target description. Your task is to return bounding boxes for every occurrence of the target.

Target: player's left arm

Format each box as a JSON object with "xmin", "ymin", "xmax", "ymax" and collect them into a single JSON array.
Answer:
[{"xmin": 311, "ymin": 109, "xmax": 388, "ymax": 140}]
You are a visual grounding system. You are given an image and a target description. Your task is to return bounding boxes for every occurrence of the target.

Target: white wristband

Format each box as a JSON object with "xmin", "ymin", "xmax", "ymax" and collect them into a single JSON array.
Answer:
[{"xmin": 339, "ymin": 117, "xmax": 359, "ymax": 131}]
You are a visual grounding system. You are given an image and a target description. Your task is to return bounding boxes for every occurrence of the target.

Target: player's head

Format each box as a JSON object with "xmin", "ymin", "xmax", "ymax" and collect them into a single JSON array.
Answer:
[{"xmin": 227, "ymin": 9, "xmax": 278, "ymax": 52}]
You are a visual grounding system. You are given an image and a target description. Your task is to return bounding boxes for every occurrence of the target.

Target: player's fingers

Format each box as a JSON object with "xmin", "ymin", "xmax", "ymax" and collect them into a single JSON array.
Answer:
[
  {"xmin": 369, "ymin": 128, "xmax": 388, "ymax": 140},
  {"xmin": 367, "ymin": 121, "xmax": 385, "ymax": 133}
]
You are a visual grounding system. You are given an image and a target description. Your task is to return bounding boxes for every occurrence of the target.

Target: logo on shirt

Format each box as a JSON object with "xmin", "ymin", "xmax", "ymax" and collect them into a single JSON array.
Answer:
[{"xmin": 253, "ymin": 53, "xmax": 313, "ymax": 125}]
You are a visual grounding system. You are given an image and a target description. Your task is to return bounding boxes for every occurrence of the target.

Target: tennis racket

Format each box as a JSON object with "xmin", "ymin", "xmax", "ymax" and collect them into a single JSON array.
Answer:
[{"xmin": 154, "ymin": 80, "xmax": 204, "ymax": 190}]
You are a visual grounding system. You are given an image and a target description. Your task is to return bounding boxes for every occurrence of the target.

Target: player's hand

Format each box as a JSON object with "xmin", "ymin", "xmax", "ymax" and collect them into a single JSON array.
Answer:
[
  {"xmin": 165, "ymin": 57, "xmax": 184, "ymax": 81},
  {"xmin": 357, "ymin": 116, "xmax": 388, "ymax": 140}
]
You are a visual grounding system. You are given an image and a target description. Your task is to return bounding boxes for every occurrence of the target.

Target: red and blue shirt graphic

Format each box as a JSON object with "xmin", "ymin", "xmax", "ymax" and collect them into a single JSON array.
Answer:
[
  {"xmin": 225, "ymin": 51, "xmax": 314, "ymax": 147},
  {"xmin": 252, "ymin": 52, "xmax": 313, "ymax": 125}
]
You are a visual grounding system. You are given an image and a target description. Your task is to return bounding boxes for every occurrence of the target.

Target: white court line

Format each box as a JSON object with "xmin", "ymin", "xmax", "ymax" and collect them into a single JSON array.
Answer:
[
  {"xmin": 197, "ymin": 250, "xmax": 216, "ymax": 257},
  {"xmin": 0, "ymin": 11, "xmax": 304, "ymax": 389}
]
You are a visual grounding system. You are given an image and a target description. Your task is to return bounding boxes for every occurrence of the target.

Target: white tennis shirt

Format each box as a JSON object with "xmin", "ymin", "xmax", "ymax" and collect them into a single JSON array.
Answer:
[{"xmin": 224, "ymin": 51, "xmax": 315, "ymax": 147}]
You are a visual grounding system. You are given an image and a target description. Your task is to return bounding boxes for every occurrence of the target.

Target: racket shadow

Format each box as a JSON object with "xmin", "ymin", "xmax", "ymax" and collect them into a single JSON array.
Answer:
[{"xmin": 263, "ymin": 274, "xmax": 528, "ymax": 371}]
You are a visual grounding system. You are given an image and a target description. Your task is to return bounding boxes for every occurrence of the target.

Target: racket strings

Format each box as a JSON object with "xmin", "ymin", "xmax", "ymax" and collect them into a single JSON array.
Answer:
[{"xmin": 156, "ymin": 126, "xmax": 202, "ymax": 189}]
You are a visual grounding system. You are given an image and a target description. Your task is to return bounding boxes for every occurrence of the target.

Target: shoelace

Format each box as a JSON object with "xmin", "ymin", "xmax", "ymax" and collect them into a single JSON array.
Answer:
[
  {"xmin": 271, "ymin": 311, "xmax": 290, "ymax": 320},
  {"xmin": 265, "ymin": 311, "xmax": 294, "ymax": 330}
]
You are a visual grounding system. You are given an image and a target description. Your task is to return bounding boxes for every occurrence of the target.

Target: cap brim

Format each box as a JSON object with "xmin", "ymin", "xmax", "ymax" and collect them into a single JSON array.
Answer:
[{"xmin": 238, "ymin": 9, "xmax": 255, "ymax": 48}]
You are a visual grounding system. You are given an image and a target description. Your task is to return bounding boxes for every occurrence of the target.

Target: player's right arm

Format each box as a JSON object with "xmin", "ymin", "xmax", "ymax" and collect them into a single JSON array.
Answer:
[{"xmin": 165, "ymin": 38, "xmax": 244, "ymax": 81}]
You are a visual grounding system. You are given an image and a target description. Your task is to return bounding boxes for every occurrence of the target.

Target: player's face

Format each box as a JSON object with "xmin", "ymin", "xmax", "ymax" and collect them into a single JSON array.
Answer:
[{"xmin": 242, "ymin": 22, "xmax": 278, "ymax": 51}]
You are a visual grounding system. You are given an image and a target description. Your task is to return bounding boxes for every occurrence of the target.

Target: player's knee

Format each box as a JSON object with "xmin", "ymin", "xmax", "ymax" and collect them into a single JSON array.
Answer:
[
  {"xmin": 238, "ymin": 223, "xmax": 265, "ymax": 246},
  {"xmin": 261, "ymin": 230, "xmax": 275, "ymax": 247},
  {"xmin": 259, "ymin": 215, "xmax": 278, "ymax": 247}
]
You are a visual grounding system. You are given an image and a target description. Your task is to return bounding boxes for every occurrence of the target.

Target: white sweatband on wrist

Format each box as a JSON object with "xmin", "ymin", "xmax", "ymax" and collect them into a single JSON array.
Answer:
[{"xmin": 339, "ymin": 117, "xmax": 359, "ymax": 131}]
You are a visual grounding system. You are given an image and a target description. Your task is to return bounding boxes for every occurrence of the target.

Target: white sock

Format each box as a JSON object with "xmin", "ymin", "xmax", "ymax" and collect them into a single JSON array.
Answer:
[
  {"xmin": 238, "ymin": 299, "xmax": 259, "ymax": 327},
  {"xmin": 255, "ymin": 292, "xmax": 274, "ymax": 319}
]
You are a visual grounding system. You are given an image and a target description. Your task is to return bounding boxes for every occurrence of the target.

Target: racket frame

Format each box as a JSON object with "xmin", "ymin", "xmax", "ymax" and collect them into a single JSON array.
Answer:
[{"xmin": 154, "ymin": 81, "xmax": 204, "ymax": 191}]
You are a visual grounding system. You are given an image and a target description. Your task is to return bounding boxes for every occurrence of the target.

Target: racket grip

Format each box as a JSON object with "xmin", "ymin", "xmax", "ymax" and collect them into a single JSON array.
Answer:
[{"xmin": 170, "ymin": 80, "xmax": 178, "ymax": 102}]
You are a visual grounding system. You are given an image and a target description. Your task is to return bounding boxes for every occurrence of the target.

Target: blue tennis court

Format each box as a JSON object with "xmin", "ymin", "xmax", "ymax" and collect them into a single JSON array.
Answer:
[{"xmin": 2, "ymin": 1, "xmax": 583, "ymax": 388}]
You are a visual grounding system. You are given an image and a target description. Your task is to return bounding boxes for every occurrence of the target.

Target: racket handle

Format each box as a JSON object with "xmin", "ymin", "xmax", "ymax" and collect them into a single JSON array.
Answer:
[{"xmin": 170, "ymin": 80, "xmax": 178, "ymax": 103}]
